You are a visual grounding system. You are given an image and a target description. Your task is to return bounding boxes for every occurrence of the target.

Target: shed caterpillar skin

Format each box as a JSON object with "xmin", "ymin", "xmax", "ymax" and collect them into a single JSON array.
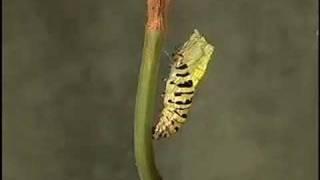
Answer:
[{"xmin": 152, "ymin": 29, "xmax": 215, "ymax": 140}]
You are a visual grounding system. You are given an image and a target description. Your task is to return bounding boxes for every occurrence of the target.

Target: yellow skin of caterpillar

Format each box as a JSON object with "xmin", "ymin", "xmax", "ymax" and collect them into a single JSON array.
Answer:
[{"xmin": 153, "ymin": 30, "xmax": 215, "ymax": 140}]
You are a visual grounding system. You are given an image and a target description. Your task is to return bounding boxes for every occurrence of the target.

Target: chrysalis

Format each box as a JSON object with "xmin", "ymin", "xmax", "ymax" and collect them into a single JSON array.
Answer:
[{"xmin": 152, "ymin": 29, "xmax": 215, "ymax": 140}]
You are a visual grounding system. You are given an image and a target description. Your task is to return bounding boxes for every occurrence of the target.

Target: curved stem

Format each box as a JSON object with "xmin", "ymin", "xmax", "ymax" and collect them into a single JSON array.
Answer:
[
  {"xmin": 134, "ymin": 0, "xmax": 170, "ymax": 180},
  {"xmin": 134, "ymin": 30, "xmax": 163, "ymax": 180}
]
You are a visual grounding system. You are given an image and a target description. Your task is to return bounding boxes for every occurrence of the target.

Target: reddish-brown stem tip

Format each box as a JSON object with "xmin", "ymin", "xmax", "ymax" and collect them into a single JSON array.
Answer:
[{"xmin": 146, "ymin": 0, "xmax": 170, "ymax": 31}]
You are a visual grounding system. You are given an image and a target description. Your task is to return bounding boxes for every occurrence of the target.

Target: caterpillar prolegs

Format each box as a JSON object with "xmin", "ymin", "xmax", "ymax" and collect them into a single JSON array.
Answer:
[{"xmin": 152, "ymin": 30, "xmax": 215, "ymax": 140}]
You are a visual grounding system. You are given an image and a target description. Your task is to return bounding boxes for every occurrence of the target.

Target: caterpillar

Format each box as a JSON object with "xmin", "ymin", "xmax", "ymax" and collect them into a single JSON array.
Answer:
[{"xmin": 152, "ymin": 29, "xmax": 215, "ymax": 140}]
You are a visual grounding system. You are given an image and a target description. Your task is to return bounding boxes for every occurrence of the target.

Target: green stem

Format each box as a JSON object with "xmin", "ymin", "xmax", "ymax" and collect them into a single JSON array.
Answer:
[{"xmin": 134, "ymin": 30, "xmax": 164, "ymax": 180}]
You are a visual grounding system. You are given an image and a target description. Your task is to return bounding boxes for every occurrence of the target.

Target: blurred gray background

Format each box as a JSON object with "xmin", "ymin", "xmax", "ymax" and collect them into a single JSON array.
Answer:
[{"xmin": 3, "ymin": 0, "xmax": 318, "ymax": 179}]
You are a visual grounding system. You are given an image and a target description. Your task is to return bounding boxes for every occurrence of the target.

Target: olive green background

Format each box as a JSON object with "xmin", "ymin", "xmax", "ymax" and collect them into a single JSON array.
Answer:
[{"xmin": 3, "ymin": 0, "xmax": 318, "ymax": 179}]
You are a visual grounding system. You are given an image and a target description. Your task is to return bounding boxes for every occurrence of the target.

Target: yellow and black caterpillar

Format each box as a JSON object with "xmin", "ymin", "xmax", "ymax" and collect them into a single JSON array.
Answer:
[{"xmin": 152, "ymin": 30, "xmax": 215, "ymax": 140}]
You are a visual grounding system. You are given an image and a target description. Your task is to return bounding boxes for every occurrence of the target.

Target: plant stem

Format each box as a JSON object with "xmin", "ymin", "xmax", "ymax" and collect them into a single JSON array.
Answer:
[
  {"xmin": 134, "ymin": 30, "xmax": 163, "ymax": 180},
  {"xmin": 134, "ymin": 0, "xmax": 170, "ymax": 180}
]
